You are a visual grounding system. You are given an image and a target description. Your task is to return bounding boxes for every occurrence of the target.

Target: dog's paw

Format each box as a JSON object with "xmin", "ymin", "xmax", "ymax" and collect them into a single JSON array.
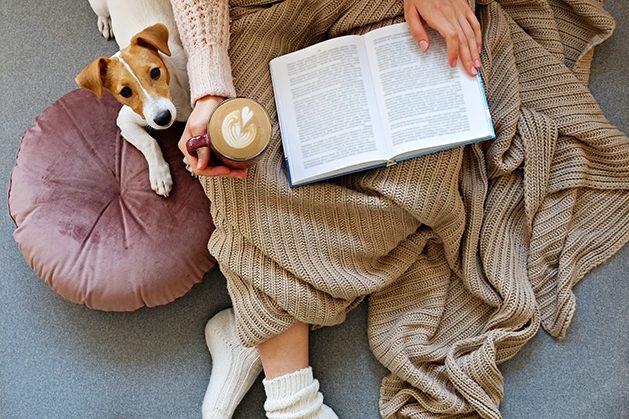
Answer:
[
  {"xmin": 183, "ymin": 157, "xmax": 198, "ymax": 178},
  {"xmin": 149, "ymin": 163, "xmax": 173, "ymax": 198},
  {"xmin": 97, "ymin": 16, "xmax": 114, "ymax": 40}
]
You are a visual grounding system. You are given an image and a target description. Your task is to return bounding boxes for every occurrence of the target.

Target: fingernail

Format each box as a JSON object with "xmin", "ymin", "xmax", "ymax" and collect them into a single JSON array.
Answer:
[
  {"xmin": 475, "ymin": 59, "xmax": 481, "ymax": 69},
  {"xmin": 419, "ymin": 40, "xmax": 428, "ymax": 51},
  {"xmin": 470, "ymin": 67, "xmax": 477, "ymax": 76}
]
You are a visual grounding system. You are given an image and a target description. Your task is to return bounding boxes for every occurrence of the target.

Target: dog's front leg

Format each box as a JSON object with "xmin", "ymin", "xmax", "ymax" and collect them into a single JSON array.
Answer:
[
  {"xmin": 117, "ymin": 106, "xmax": 173, "ymax": 197},
  {"xmin": 87, "ymin": 0, "xmax": 114, "ymax": 40}
]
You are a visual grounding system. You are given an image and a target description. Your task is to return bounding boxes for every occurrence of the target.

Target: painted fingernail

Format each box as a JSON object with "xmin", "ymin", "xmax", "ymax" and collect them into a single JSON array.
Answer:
[
  {"xmin": 475, "ymin": 59, "xmax": 481, "ymax": 68},
  {"xmin": 419, "ymin": 40, "xmax": 428, "ymax": 51},
  {"xmin": 470, "ymin": 66, "xmax": 478, "ymax": 76}
]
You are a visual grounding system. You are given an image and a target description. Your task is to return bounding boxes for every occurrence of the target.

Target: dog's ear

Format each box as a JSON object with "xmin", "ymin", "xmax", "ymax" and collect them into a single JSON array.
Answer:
[
  {"xmin": 75, "ymin": 57, "xmax": 110, "ymax": 98},
  {"xmin": 131, "ymin": 23, "xmax": 171, "ymax": 56}
]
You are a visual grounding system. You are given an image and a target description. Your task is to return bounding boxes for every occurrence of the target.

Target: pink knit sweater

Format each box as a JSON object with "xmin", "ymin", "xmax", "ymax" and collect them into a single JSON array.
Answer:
[{"xmin": 169, "ymin": 0, "xmax": 237, "ymax": 104}]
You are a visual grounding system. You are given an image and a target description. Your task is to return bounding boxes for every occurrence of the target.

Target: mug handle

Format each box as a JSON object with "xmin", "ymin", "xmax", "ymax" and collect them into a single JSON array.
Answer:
[{"xmin": 186, "ymin": 134, "xmax": 210, "ymax": 156}]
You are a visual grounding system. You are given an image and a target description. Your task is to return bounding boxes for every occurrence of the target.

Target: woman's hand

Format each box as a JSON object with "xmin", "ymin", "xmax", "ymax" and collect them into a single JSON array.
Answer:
[
  {"xmin": 179, "ymin": 95, "xmax": 248, "ymax": 179},
  {"xmin": 404, "ymin": 0, "xmax": 482, "ymax": 77}
]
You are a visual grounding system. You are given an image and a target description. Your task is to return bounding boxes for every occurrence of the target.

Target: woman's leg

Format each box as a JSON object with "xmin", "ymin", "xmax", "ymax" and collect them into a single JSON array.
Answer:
[
  {"xmin": 257, "ymin": 321, "xmax": 309, "ymax": 379},
  {"xmin": 259, "ymin": 322, "xmax": 338, "ymax": 419},
  {"xmin": 202, "ymin": 308, "xmax": 263, "ymax": 419}
]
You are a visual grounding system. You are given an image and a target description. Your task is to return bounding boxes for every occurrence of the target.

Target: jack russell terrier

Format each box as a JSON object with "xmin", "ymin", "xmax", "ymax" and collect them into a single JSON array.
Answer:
[{"xmin": 76, "ymin": 0, "xmax": 192, "ymax": 197}]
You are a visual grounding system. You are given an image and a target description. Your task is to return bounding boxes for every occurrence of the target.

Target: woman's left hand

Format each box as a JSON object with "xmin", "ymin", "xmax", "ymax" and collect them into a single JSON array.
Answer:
[{"xmin": 404, "ymin": 0, "xmax": 482, "ymax": 77}]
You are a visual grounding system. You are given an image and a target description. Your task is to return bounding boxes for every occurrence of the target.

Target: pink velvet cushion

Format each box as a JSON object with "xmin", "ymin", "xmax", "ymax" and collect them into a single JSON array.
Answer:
[{"xmin": 8, "ymin": 89, "xmax": 215, "ymax": 311}]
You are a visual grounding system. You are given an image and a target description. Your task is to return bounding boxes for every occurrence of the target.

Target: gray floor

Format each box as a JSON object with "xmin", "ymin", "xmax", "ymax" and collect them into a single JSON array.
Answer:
[{"xmin": 1, "ymin": 1, "xmax": 627, "ymax": 418}]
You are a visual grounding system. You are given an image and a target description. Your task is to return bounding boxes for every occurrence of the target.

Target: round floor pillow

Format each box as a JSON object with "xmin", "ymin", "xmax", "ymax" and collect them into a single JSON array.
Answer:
[{"xmin": 8, "ymin": 89, "xmax": 216, "ymax": 311}]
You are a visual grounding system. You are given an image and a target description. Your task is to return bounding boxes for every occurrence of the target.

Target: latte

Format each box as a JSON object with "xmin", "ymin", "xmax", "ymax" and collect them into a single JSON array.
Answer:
[{"xmin": 187, "ymin": 97, "xmax": 271, "ymax": 169}]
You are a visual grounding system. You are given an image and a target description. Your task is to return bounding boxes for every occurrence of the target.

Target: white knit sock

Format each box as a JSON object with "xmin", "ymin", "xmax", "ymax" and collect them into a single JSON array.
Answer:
[
  {"xmin": 202, "ymin": 308, "xmax": 263, "ymax": 419},
  {"xmin": 263, "ymin": 367, "xmax": 339, "ymax": 419}
]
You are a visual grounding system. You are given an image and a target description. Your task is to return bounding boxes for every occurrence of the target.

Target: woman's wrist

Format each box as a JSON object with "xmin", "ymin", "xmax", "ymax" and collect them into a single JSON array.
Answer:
[{"xmin": 188, "ymin": 95, "xmax": 227, "ymax": 136}]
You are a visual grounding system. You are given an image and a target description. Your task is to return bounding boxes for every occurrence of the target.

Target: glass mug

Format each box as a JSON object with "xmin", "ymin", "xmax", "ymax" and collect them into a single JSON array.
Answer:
[{"xmin": 186, "ymin": 97, "xmax": 272, "ymax": 169}]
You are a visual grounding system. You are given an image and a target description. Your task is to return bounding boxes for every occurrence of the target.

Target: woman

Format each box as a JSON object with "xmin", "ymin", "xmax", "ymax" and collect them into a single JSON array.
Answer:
[{"xmin": 169, "ymin": 0, "xmax": 483, "ymax": 417}]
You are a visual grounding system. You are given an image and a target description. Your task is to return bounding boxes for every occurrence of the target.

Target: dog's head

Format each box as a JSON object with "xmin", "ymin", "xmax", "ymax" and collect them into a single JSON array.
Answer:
[{"xmin": 75, "ymin": 23, "xmax": 177, "ymax": 130}]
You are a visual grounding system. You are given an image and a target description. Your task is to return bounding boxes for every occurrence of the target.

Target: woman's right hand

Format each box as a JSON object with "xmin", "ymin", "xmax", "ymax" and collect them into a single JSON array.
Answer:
[
  {"xmin": 179, "ymin": 95, "xmax": 248, "ymax": 179},
  {"xmin": 404, "ymin": 0, "xmax": 482, "ymax": 77}
]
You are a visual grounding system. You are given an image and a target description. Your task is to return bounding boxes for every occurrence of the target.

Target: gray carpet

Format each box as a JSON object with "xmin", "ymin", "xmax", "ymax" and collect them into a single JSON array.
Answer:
[{"xmin": 1, "ymin": 1, "xmax": 627, "ymax": 418}]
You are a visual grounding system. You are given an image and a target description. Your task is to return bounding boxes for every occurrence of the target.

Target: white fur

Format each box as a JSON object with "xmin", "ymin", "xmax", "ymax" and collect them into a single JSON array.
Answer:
[{"xmin": 87, "ymin": 0, "xmax": 192, "ymax": 197}]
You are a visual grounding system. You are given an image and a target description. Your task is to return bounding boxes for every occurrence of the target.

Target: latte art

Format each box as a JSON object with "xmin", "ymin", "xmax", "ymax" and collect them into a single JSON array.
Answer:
[
  {"xmin": 186, "ymin": 97, "xmax": 271, "ymax": 169},
  {"xmin": 222, "ymin": 107, "xmax": 257, "ymax": 148}
]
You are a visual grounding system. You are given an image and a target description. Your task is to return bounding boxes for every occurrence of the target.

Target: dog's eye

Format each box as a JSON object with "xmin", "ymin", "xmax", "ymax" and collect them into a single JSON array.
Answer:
[
  {"xmin": 150, "ymin": 68, "xmax": 161, "ymax": 80},
  {"xmin": 120, "ymin": 87, "xmax": 133, "ymax": 98}
]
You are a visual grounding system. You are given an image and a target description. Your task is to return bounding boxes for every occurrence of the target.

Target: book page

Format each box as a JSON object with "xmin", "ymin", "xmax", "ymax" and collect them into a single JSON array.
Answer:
[
  {"xmin": 364, "ymin": 23, "xmax": 493, "ymax": 159},
  {"xmin": 270, "ymin": 36, "xmax": 388, "ymax": 184}
]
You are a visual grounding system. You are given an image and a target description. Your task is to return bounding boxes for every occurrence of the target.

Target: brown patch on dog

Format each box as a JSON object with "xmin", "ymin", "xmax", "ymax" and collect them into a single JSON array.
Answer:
[{"xmin": 75, "ymin": 23, "xmax": 172, "ymax": 121}]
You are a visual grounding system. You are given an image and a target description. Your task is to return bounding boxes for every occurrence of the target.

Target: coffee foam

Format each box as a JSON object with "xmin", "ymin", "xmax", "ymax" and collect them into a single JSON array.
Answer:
[{"xmin": 208, "ymin": 98, "xmax": 271, "ymax": 161}]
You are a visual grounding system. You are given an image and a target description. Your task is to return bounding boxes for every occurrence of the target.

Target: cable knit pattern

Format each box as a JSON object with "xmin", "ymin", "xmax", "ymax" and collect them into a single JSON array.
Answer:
[
  {"xmin": 180, "ymin": 0, "xmax": 629, "ymax": 417},
  {"xmin": 170, "ymin": 0, "xmax": 236, "ymax": 103}
]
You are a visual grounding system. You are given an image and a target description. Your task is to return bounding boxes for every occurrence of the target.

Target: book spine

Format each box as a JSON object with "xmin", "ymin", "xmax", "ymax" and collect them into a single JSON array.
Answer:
[{"xmin": 477, "ymin": 73, "xmax": 496, "ymax": 139}]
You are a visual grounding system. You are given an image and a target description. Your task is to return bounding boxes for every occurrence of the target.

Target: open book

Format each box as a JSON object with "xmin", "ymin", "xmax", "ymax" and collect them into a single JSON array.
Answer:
[{"xmin": 270, "ymin": 22, "xmax": 495, "ymax": 187}]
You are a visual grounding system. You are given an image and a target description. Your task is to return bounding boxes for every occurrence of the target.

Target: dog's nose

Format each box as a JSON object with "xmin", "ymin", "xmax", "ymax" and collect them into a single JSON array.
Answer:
[{"xmin": 154, "ymin": 110, "xmax": 173, "ymax": 127}]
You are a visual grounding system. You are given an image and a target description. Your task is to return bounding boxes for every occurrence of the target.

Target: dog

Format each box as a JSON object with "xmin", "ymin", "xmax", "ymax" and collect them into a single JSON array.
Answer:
[{"xmin": 76, "ymin": 0, "xmax": 192, "ymax": 197}]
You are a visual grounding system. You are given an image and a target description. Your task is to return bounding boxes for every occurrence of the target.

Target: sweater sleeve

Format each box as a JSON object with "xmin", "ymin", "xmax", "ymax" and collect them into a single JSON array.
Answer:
[{"xmin": 170, "ymin": 0, "xmax": 237, "ymax": 104}]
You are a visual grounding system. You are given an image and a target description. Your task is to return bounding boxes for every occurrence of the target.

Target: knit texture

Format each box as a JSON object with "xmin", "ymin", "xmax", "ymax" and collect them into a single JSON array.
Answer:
[
  {"xmin": 202, "ymin": 308, "xmax": 262, "ymax": 419},
  {"xmin": 170, "ymin": 0, "xmax": 236, "ymax": 103},
  {"xmin": 263, "ymin": 367, "xmax": 338, "ymax": 419},
  {"xmin": 184, "ymin": 0, "xmax": 629, "ymax": 417}
]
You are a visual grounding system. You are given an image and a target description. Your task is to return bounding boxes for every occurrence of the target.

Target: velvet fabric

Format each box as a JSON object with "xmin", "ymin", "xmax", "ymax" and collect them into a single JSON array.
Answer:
[{"xmin": 8, "ymin": 89, "xmax": 215, "ymax": 311}]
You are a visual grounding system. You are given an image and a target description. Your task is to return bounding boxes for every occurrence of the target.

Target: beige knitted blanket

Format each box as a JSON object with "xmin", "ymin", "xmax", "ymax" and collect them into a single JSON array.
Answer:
[{"xmin": 202, "ymin": 0, "xmax": 629, "ymax": 417}]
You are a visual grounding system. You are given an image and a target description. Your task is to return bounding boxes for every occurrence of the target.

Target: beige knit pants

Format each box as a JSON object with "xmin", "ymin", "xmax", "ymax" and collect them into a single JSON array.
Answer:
[{"xmin": 200, "ymin": 0, "xmax": 629, "ymax": 417}]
